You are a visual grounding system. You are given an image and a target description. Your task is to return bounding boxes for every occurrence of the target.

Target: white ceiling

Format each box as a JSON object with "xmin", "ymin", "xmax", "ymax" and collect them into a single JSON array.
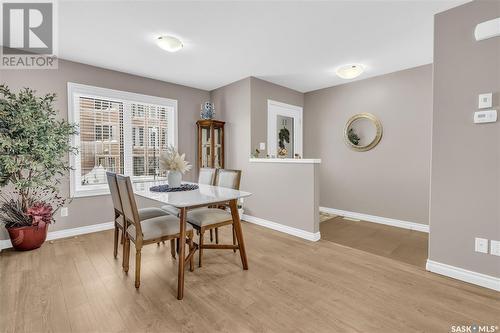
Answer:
[{"xmin": 59, "ymin": 1, "xmax": 467, "ymax": 93}]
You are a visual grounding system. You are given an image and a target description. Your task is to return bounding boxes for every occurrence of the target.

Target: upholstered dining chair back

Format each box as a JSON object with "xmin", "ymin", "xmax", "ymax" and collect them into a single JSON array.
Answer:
[
  {"xmin": 215, "ymin": 169, "xmax": 241, "ymax": 190},
  {"xmin": 198, "ymin": 168, "xmax": 216, "ymax": 185},
  {"xmin": 106, "ymin": 172, "xmax": 123, "ymax": 216},
  {"xmin": 116, "ymin": 175, "xmax": 143, "ymax": 237}
]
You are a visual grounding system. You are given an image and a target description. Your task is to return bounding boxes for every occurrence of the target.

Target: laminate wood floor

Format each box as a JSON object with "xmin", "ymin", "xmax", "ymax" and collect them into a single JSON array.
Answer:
[
  {"xmin": 1, "ymin": 222, "xmax": 498, "ymax": 333},
  {"xmin": 320, "ymin": 216, "xmax": 428, "ymax": 268}
]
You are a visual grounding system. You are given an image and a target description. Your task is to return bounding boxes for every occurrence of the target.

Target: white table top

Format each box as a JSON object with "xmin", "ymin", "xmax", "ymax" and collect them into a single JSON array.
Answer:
[{"xmin": 133, "ymin": 181, "xmax": 252, "ymax": 208}]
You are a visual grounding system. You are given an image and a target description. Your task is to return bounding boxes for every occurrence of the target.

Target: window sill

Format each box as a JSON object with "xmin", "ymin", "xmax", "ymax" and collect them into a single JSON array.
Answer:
[{"xmin": 72, "ymin": 177, "xmax": 167, "ymax": 198}]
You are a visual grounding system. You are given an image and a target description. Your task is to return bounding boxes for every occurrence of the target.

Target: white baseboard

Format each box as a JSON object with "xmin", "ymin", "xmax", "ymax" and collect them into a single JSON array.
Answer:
[
  {"xmin": 319, "ymin": 207, "xmax": 429, "ymax": 233},
  {"xmin": 0, "ymin": 221, "xmax": 114, "ymax": 251},
  {"xmin": 242, "ymin": 214, "xmax": 320, "ymax": 242},
  {"xmin": 426, "ymin": 259, "xmax": 500, "ymax": 291}
]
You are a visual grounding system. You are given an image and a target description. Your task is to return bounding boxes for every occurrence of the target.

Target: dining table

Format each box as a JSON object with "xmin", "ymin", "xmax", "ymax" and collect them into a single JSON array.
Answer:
[{"xmin": 133, "ymin": 180, "xmax": 252, "ymax": 300}]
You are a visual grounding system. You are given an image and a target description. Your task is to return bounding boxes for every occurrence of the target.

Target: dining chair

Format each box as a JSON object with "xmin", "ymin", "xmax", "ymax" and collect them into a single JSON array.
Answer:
[
  {"xmin": 161, "ymin": 167, "xmax": 216, "ymax": 216},
  {"xmin": 116, "ymin": 174, "xmax": 195, "ymax": 288},
  {"xmin": 186, "ymin": 169, "xmax": 242, "ymax": 267},
  {"xmin": 161, "ymin": 167, "xmax": 217, "ymax": 245},
  {"xmin": 106, "ymin": 172, "xmax": 170, "ymax": 266}
]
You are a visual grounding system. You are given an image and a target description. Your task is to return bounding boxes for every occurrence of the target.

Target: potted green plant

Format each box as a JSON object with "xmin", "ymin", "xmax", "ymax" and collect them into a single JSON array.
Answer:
[
  {"xmin": 0, "ymin": 85, "xmax": 78, "ymax": 251},
  {"xmin": 278, "ymin": 127, "xmax": 290, "ymax": 157}
]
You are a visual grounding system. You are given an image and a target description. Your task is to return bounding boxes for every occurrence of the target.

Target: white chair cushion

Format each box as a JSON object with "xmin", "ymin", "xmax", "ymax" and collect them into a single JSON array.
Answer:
[
  {"xmin": 127, "ymin": 215, "xmax": 193, "ymax": 241},
  {"xmin": 116, "ymin": 207, "xmax": 168, "ymax": 228},
  {"xmin": 161, "ymin": 204, "xmax": 180, "ymax": 216},
  {"xmin": 187, "ymin": 207, "xmax": 232, "ymax": 227}
]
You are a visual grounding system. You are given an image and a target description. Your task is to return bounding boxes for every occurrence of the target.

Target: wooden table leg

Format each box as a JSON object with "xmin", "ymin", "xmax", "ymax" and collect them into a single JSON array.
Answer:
[
  {"xmin": 229, "ymin": 199, "xmax": 248, "ymax": 270},
  {"xmin": 177, "ymin": 207, "xmax": 187, "ymax": 300}
]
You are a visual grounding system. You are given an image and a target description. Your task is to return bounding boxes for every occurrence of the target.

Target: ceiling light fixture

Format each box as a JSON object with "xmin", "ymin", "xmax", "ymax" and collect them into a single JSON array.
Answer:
[
  {"xmin": 335, "ymin": 64, "xmax": 364, "ymax": 79},
  {"xmin": 156, "ymin": 35, "xmax": 183, "ymax": 52}
]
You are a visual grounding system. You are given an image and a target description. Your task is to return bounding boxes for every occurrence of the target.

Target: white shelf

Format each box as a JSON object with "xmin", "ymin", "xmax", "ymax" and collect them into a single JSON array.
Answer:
[{"xmin": 249, "ymin": 158, "xmax": 321, "ymax": 164}]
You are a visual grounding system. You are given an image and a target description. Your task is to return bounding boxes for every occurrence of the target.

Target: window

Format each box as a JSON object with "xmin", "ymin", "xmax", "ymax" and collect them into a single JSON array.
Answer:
[
  {"xmin": 132, "ymin": 127, "xmax": 144, "ymax": 147},
  {"xmin": 133, "ymin": 156, "xmax": 145, "ymax": 176},
  {"xmin": 68, "ymin": 83, "xmax": 178, "ymax": 197},
  {"xmin": 95, "ymin": 125, "xmax": 117, "ymax": 141}
]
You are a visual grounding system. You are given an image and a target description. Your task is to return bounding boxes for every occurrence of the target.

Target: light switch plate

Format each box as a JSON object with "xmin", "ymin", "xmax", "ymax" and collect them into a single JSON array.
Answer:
[
  {"xmin": 475, "ymin": 238, "xmax": 488, "ymax": 253},
  {"xmin": 478, "ymin": 93, "xmax": 493, "ymax": 109},
  {"xmin": 259, "ymin": 142, "xmax": 266, "ymax": 150},
  {"xmin": 490, "ymin": 240, "xmax": 500, "ymax": 256}
]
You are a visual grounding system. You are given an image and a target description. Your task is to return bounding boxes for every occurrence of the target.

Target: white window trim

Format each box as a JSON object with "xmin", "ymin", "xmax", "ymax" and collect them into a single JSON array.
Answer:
[
  {"xmin": 68, "ymin": 82, "xmax": 178, "ymax": 198},
  {"xmin": 267, "ymin": 99, "xmax": 303, "ymax": 157}
]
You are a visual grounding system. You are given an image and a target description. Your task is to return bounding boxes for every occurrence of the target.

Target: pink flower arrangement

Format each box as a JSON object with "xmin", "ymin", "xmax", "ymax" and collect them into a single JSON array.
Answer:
[{"xmin": 26, "ymin": 203, "xmax": 53, "ymax": 227}]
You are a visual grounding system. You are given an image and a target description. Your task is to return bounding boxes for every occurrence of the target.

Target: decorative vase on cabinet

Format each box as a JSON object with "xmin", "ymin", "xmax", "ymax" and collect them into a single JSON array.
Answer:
[{"xmin": 197, "ymin": 119, "xmax": 225, "ymax": 169}]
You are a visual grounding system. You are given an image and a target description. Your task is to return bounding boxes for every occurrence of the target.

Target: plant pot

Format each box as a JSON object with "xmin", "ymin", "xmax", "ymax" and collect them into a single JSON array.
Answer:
[
  {"xmin": 168, "ymin": 170, "xmax": 182, "ymax": 188},
  {"xmin": 7, "ymin": 224, "xmax": 48, "ymax": 251}
]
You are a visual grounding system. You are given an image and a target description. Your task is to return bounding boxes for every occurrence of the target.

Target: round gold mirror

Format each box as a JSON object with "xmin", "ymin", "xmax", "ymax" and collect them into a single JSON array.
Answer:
[{"xmin": 344, "ymin": 113, "xmax": 383, "ymax": 152}]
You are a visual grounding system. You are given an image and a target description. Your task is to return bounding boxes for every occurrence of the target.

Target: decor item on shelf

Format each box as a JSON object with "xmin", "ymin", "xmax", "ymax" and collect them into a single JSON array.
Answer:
[
  {"xmin": 278, "ymin": 126, "xmax": 290, "ymax": 158},
  {"xmin": 160, "ymin": 145, "xmax": 192, "ymax": 188},
  {"xmin": 200, "ymin": 102, "xmax": 215, "ymax": 120},
  {"xmin": 0, "ymin": 85, "xmax": 78, "ymax": 251},
  {"xmin": 347, "ymin": 128, "xmax": 360, "ymax": 146},
  {"xmin": 344, "ymin": 113, "xmax": 383, "ymax": 152},
  {"xmin": 252, "ymin": 149, "xmax": 260, "ymax": 158}
]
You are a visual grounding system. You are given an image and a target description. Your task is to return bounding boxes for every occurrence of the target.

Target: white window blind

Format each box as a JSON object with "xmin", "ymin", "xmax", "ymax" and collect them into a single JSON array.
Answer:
[
  {"xmin": 129, "ymin": 103, "xmax": 170, "ymax": 181},
  {"xmin": 68, "ymin": 83, "xmax": 178, "ymax": 197}
]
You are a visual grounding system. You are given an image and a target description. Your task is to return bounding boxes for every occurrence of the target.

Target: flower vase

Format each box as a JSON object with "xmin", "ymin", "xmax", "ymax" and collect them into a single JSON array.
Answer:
[{"xmin": 168, "ymin": 170, "xmax": 182, "ymax": 188}]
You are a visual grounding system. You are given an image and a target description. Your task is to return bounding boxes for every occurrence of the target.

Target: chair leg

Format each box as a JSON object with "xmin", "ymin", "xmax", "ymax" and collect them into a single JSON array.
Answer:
[
  {"xmin": 123, "ymin": 237, "xmax": 130, "ymax": 273},
  {"xmin": 170, "ymin": 239, "xmax": 176, "ymax": 259},
  {"xmin": 215, "ymin": 228, "xmax": 219, "ymax": 244},
  {"xmin": 210, "ymin": 229, "xmax": 213, "ymax": 242},
  {"xmin": 199, "ymin": 230, "xmax": 204, "ymax": 267},
  {"xmin": 188, "ymin": 232, "xmax": 194, "ymax": 272},
  {"xmin": 113, "ymin": 226, "xmax": 119, "ymax": 258},
  {"xmin": 135, "ymin": 248, "xmax": 141, "ymax": 288},
  {"xmin": 232, "ymin": 225, "xmax": 237, "ymax": 253}
]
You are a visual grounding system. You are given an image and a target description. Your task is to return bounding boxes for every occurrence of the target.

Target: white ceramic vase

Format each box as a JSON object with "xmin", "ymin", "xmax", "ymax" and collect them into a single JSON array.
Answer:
[{"xmin": 168, "ymin": 170, "xmax": 182, "ymax": 188}]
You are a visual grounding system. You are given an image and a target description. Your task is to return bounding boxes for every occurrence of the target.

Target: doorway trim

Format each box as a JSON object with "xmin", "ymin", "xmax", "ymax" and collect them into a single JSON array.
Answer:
[{"xmin": 267, "ymin": 99, "xmax": 303, "ymax": 157}]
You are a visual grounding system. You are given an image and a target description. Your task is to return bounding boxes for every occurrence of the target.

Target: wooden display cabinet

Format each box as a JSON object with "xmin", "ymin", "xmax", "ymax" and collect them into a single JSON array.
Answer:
[{"xmin": 197, "ymin": 119, "xmax": 225, "ymax": 169}]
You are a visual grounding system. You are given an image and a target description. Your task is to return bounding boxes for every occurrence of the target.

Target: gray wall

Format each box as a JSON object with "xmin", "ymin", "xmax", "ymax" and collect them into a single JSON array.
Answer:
[
  {"xmin": 211, "ymin": 78, "xmax": 252, "ymax": 173},
  {"xmin": 250, "ymin": 77, "xmax": 304, "ymax": 154},
  {"xmin": 304, "ymin": 65, "xmax": 433, "ymax": 225},
  {"xmin": 0, "ymin": 59, "xmax": 209, "ymax": 240},
  {"xmin": 430, "ymin": 0, "xmax": 500, "ymax": 277},
  {"xmin": 211, "ymin": 78, "xmax": 319, "ymax": 233}
]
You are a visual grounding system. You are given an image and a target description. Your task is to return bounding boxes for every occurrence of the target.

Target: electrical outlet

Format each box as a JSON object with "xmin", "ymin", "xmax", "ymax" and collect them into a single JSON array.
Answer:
[
  {"xmin": 259, "ymin": 142, "xmax": 266, "ymax": 150},
  {"xmin": 60, "ymin": 207, "xmax": 68, "ymax": 217},
  {"xmin": 490, "ymin": 240, "xmax": 500, "ymax": 256},
  {"xmin": 475, "ymin": 237, "xmax": 488, "ymax": 254}
]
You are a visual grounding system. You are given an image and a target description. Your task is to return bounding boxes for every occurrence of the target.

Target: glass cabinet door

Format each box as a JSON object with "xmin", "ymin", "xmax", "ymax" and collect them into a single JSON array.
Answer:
[
  {"xmin": 201, "ymin": 126, "xmax": 211, "ymax": 167},
  {"xmin": 214, "ymin": 127, "xmax": 223, "ymax": 168}
]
